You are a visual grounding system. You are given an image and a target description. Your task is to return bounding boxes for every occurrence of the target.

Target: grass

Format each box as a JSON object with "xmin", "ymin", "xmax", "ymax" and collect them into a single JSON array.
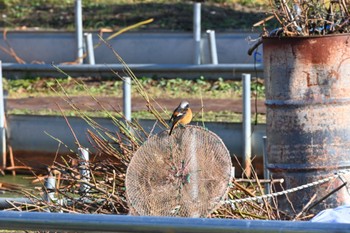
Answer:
[
  {"xmin": 4, "ymin": 76, "xmax": 265, "ymax": 99},
  {"xmin": 0, "ymin": 0, "xmax": 270, "ymax": 31}
]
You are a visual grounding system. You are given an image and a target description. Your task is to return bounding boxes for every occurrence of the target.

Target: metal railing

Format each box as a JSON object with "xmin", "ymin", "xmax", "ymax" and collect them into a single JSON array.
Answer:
[
  {"xmin": 0, "ymin": 210, "xmax": 349, "ymax": 233},
  {"xmin": 1, "ymin": 63, "xmax": 263, "ymax": 80}
]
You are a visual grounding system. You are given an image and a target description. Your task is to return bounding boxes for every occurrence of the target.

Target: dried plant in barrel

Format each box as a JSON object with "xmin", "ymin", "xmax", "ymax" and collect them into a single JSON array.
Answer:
[
  {"xmin": 249, "ymin": 0, "xmax": 350, "ymax": 53},
  {"xmin": 125, "ymin": 125, "xmax": 232, "ymax": 217},
  {"xmin": 259, "ymin": 0, "xmax": 350, "ymax": 36}
]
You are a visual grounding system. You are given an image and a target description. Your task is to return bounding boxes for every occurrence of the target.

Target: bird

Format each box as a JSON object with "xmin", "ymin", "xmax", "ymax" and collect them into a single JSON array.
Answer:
[{"xmin": 169, "ymin": 100, "xmax": 193, "ymax": 136}]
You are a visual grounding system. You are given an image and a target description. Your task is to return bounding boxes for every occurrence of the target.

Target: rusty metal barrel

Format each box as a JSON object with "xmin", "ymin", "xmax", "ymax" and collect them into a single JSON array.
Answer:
[{"xmin": 263, "ymin": 34, "xmax": 350, "ymax": 214}]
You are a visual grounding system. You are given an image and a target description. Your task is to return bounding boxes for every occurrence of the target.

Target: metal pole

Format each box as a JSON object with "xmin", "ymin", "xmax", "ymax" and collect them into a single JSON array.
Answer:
[
  {"xmin": 206, "ymin": 30, "xmax": 218, "ymax": 65},
  {"xmin": 262, "ymin": 135, "xmax": 270, "ymax": 194},
  {"xmin": 242, "ymin": 73, "xmax": 251, "ymax": 177},
  {"xmin": 193, "ymin": 2, "xmax": 201, "ymax": 65},
  {"xmin": 44, "ymin": 175, "xmax": 56, "ymax": 202},
  {"xmin": 75, "ymin": 0, "xmax": 83, "ymax": 64},
  {"xmin": 2, "ymin": 63, "xmax": 265, "ymax": 80},
  {"xmin": 123, "ymin": 77, "xmax": 132, "ymax": 122},
  {"xmin": 0, "ymin": 61, "xmax": 6, "ymax": 169},
  {"xmin": 0, "ymin": 198, "xmax": 33, "ymax": 209},
  {"xmin": 78, "ymin": 147, "xmax": 90, "ymax": 194},
  {"xmin": 84, "ymin": 33, "xmax": 95, "ymax": 65},
  {"xmin": 0, "ymin": 211, "xmax": 349, "ymax": 233}
]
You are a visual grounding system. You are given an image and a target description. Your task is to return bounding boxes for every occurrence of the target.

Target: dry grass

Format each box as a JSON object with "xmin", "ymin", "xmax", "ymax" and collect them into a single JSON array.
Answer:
[{"xmin": 254, "ymin": 0, "xmax": 350, "ymax": 36}]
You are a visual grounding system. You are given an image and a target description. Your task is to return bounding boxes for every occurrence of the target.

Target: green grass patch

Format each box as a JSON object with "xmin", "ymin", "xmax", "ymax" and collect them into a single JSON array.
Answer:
[{"xmin": 4, "ymin": 76, "xmax": 265, "ymax": 100}]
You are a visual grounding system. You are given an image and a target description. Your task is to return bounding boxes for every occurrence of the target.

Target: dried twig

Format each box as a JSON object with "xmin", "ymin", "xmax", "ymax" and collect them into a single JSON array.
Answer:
[{"xmin": 253, "ymin": 0, "xmax": 350, "ymax": 38}]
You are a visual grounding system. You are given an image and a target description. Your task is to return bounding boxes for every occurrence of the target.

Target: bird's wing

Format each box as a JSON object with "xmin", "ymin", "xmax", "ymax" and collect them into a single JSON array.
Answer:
[
  {"xmin": 170, "ymin": 106, "xmax": 184, "ymax": 122},
  {"xmin": 173, "ymin": 108, "xmax": 187, "ymax": 122},
  {"xmin": 169, "ymin": 109, "xmax": 176, "ymax": 123}
]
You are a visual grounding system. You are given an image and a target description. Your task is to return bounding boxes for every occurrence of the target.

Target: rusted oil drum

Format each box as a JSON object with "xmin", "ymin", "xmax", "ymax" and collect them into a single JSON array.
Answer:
[{"xmin": 263, "ymin": 34, "xmax": 350, "ymax": 214}]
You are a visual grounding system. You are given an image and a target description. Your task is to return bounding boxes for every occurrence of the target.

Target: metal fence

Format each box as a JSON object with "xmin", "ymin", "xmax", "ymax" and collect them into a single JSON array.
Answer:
[
  {"xmin": 0, "ymin": 210, "xmax": 349, "ymax": 233},
  {"xmin": 2, "ymin": 63, "xmax": 263, "ymax": 80}
]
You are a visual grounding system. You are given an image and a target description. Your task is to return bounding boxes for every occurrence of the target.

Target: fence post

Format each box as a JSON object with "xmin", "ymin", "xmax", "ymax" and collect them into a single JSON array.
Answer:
[
  {"xmin": 75, "ymin": 0, "xmax": 84, "ymax": 64},
  {"xmin": 206, "ymin": 30, "xmax": 218, "ymax": 65},
  {"xmin": 84, "ymin": 33, "xmax": 95, "ymax": 65},
  {"xmin": 193, "ymin": 2, "xmax": 201, "ymax": 65},
  {"xmin": 0, "ymin": 61, "xmax": 6, "ymax": 169},
  {"xmin": 123, "ymin": 77, "xmax": 132, "ymax": 123},
  {"xmin": 44, "ymin": 175, "xmax": 56, "ymax": 203},
  {"xmin": 242, "ymin": 73, "xmax": 251, "ymax": 177},
  {"xmin": 78, "ymin": 147, "xmax": 90, "ymax": 194}
]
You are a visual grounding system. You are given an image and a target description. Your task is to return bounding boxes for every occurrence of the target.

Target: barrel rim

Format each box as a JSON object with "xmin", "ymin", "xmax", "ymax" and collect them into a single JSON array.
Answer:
[{"xmin": 263, "ymin": 33, "xmax": 350, "ymax": 41}]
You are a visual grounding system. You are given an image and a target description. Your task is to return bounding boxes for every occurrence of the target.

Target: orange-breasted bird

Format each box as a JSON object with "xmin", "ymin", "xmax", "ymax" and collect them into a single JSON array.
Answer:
[{"xmin": 169, "ymin": 100, "xmax": 193, "ymax": 136}]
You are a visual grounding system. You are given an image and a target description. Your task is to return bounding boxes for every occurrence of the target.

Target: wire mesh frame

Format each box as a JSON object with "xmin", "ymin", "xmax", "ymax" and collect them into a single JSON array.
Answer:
[{"xmin": 126, "ymin": 125, "xmax": 232, "ymax": 217}]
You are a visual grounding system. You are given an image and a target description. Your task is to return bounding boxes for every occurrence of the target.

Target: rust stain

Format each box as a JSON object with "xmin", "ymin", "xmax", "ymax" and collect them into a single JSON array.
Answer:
[{"xmin": 263, "ymin": 34, "xmax": 350, "ymax": 214}]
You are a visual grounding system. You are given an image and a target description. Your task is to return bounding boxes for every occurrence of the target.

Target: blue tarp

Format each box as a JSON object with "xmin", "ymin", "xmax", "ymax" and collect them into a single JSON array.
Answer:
[{"xmin": 311, "ymin": 205, "xmax": 350, "ymax": 223}]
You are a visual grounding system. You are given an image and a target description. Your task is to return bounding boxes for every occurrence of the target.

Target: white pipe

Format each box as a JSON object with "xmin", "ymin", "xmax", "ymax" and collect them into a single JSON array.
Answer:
[
  {"xmin": 206, "ymin": 30, "xmax": 218, "ymax": 65},
  {"xmin": 123, "ymin": 77, "xmax": 132, "ymax": 122},
  {"xmin": 242, "ymin": 73, "xmax": 251, "ymax": 176},
  {"xmin": 84, "ymin": 33, "xmax": 95, "ymax": 65},
  {"xmin": 75, "ymin": 0, "xmax": 84, "ymax": 64},
  {"xmin": 193, "ymin": 3, "xmax": 201, "ymax": 65},
  {"xmin": 44, "ymin": 176, "xmax": 56, "ymax": 202},
  {"xmin": 0, "ymin": 61, "xmax": 5, "ymax": 169},
  {"xmin": 78, "ymin": 147, "xmax": 90, "ymax": 194}
]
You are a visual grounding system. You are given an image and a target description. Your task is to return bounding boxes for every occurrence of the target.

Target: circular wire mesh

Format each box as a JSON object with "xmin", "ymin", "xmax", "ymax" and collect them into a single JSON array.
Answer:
[{"xmin": 126, "ymin": 125, "xmax": 232, "ymax": 217}]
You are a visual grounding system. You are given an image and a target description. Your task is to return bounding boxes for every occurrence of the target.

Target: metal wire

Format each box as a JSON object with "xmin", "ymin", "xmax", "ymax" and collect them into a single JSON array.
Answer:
[{"xmin": 226, "ymin": 169, "xmax": 350, "ymax": 204}]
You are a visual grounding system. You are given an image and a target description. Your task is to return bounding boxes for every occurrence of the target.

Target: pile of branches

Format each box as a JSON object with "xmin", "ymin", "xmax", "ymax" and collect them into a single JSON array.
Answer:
[
  {"xmin": 257, "ymin": 0, "xmax": 350, "ymax": 36},
  {"xmin": 4, "ymin": 107, "xmax": 313, "ymax": 219},
  {"xmin": 3, "ymin": 101, "xmax": 313, "ymax": 219}
]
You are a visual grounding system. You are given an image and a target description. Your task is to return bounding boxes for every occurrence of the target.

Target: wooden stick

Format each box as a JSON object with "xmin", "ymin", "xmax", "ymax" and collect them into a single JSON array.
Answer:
[
  {"xmin": 253, "ymin": 15, "xmax": 275, "ymax": 27},
  {"xmin": 5, "ymin": 165, "xmax": 31, "ymax": 170},
  {"xmin": 8, "ymin": 145, "xmax": 15, "ymax": 176}
]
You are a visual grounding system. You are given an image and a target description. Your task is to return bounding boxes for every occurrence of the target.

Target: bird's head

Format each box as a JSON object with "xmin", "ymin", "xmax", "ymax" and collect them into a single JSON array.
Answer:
[{"xmin": 179, "ymin": 100, "xmax": 189, "ymax": 109}]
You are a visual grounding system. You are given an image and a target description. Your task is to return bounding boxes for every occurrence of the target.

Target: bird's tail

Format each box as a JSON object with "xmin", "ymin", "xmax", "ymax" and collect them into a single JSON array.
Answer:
[{"xmin": 169, "ymin": 122, "xmax": 177, "ymax": 136}]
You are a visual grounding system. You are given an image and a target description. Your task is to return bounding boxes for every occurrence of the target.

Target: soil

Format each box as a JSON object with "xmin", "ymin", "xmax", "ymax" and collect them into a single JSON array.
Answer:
[{"xmin": 6, "ymin": 96, "xmax": 266, "ymax": 114}]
